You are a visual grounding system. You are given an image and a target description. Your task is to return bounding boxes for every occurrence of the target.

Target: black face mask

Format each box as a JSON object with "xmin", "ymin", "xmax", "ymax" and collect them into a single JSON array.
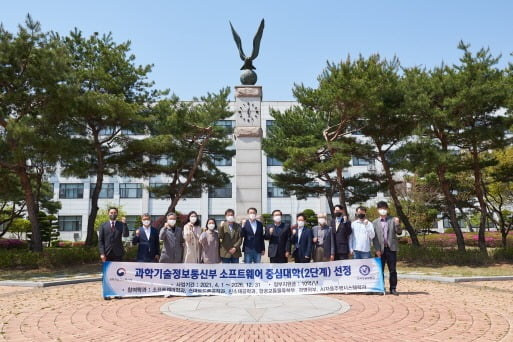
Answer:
[
  {"xmin": 335, "ymin": 212, "xmax": 342, "ymax": 217},
  {"xmin": 357, "ymin": 213, "xmax": 366, "ymax": 219}
]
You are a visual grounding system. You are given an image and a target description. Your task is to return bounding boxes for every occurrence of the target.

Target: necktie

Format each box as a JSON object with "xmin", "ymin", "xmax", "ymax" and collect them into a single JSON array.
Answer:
[
  {"xmin": 111, "ymin": 221, "xmax": 115, "ymax": 232},
  {"xmin": 382, "ymin": 219, "xmax": 388, "ymax": 246},
  {"xmin": 336, "ymin": 220, "xmax": 340, "ymax": 232}
]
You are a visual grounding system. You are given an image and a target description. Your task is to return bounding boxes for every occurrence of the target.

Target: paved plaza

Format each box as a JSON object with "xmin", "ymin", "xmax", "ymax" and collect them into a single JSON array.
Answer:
[{"xmin": 1, "ymin": 279, "xmax": 513, "ymax": 341}]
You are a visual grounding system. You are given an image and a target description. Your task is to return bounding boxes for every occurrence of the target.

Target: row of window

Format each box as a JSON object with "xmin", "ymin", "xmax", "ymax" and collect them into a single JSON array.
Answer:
[
  {"xmin": 58, "ymin": 214, "xmax": 296, "ymax": 231},
  {"xmin": 59, "ymin": 181, "xmax": 325, "ymax": 200}
]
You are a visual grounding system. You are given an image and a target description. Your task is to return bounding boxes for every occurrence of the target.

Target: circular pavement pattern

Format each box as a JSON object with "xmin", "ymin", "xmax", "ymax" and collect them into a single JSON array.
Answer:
[
  {"xmin": 160, "ymin": 295, "xmax": 351, "ymax": 323},
  {"xmin": 1, "ymin": 280, "xmax": 513, "ymax": 341}
]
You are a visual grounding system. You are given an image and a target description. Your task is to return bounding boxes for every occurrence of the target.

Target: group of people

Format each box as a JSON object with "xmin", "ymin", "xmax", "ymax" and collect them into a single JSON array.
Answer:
[{"xmin": 98, "ymin": 201, "xmax": 403, "ymax": 294}]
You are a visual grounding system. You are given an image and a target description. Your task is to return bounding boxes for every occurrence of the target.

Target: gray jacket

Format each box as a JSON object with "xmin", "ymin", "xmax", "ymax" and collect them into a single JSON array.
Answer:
[
  {"xmin": 372, "ymin": 216, "xmax": 403, "ymax": 252},
  {"xmin": 159, "ymin": 226, "xmax": 184, "ymax": 263}
]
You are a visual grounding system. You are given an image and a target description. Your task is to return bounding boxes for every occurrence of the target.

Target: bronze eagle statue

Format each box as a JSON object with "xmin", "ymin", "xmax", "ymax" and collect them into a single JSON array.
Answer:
[{"xmin": 229, "ymin": 19, "xmax": 265, "ymax": 70}]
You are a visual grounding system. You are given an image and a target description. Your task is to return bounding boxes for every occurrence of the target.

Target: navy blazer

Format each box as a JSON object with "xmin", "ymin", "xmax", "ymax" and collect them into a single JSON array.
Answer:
[
  {"xmin": 292, "ymin": 227, "xmax": 313, "ymax": 261},
  {"xmin": 264, "ymin": 222, "xmax": 291, "ymax": 258},
  {"xmin": 132, "ymin": 226, "xmax": 160, "ymax": 262},
  {"xmin": 241, "ymin": 220, "xmax": 265, "ymax": 253},
  {"xmin": 331, "ymin": 217, "xmax": 353, "ymax": 255}
]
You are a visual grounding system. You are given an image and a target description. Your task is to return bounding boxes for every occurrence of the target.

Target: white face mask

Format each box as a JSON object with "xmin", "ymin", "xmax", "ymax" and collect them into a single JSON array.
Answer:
[
  {"xmin": 207, "ymin": 224, "xmax": 215, "ymax": 230},
  {"xmin": 378, "ymin": 209, "xmax": 388, "ymax": 216},
  {"xmin": 142, "ymin": 220, "xmax": 151, "ymax": 227},
  {"xmin": 167, "ymin": 219, "xmax": 176, "ymax": 226},
  {"xmin": 273, "ymin": 215, "xmax": 282, "ymax": 223},
  {"xmin": 226, "ymin": 215, "xmax": 235, "ymax": 222},
  {"xmin": 248, "ymin": 213, "xmax": 256, "ymax": 221},
  {"xmin": 189, "ymin": 216, "xmax": 197, "ymax": 224},
  {"xmin": 297, "ymin": 221, "xmax": 305, "ymax": 228},
  {"xmin": 318, "ymin": 218, "xmax": 326, "ymax": 225}
]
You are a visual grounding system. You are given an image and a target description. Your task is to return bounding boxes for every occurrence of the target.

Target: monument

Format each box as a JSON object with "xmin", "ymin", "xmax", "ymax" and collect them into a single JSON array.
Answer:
[{"xmin": 230, "ymin": 19, "xmax": 264, "ymax": 218}]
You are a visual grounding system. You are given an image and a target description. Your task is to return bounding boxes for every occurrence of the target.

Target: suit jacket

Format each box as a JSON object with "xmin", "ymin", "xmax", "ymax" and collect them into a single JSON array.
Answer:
[
  {"xmin": 291, "ymin": 227, "xmax": 313, "ymax": 261},
  {"xmin": 241, "ymin": 220, "xmax": 265, "ymax": 253},
  {"xmin": 312, "ymin": 224, "xmax": 335, "ymax": 258},
  {"xmin": 132, "ymin": 226, "xmax": 160, "ymax": 262},
  {"xmin": 218, "ymin": 221, "xmax": 242, "ymax": 258},
  {"xmin": 98, "ymin": 220, "xmax": 129, "ymax": 258},
  {"xmin": 373, "ymin": 216, "xmax": 403, "ymax": 252},
  {"xmin": 264, "ymin": 222, "xmax": 291, "ymax": 258},
  {"xmin": 331, "ymin": 217, "xmax": 352, "ymax": 255}
]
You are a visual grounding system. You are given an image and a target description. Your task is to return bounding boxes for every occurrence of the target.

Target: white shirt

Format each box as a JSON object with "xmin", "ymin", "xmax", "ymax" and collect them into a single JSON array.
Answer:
[
  {"xmin": 250, "ymin": 220, "xmax": 257, "ymax": 234},
  {"xmin": 297, "ymin": 228, "xmax": 303, "ymax": 243},
  {"xmin": 143, "ymin": 226, "xmax": 151, "ymax": 240},
  {"xmin": 349, "ymin": 220, "xmax": 375, "ymax": 252}
]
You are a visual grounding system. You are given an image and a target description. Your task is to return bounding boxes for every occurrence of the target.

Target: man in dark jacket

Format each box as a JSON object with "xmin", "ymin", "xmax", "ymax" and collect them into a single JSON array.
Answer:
[
  {"xmin": 132, "ymin": 213, "xmax": 160, "ymax": 262},
  {"xmin": 264, "ymin": 209, "xmax": 291, "ymax": 263},
  {"xmin": 331, "ymin": 204, "xmax": 352, "ymax": 260}
]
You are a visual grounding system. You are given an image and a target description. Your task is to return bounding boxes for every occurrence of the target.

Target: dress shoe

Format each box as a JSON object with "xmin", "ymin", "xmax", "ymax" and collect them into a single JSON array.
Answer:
[{"xmin": 390, "ymin": 289, "xmax": 399, "ymax": 296}]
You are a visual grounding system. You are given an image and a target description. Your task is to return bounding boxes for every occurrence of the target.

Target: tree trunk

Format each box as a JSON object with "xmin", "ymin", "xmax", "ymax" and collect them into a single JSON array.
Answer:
[
  {"xmin": 471, "ymin": 146, "xmax": 488, "ymax": 253},
  {"xmin": 335, "ymin": 167, "xmax": 348, "ymax": 213},
  {"xmin": 437, "ymin": 168, "xmax": 466, "ymax": 251},
  {"xmin": 326, "ymin": 194, "xmax": 335, "ymax": 218},
  {"xmin": 86, "ymin": 138, "xmax": 105, "ymax": 247},
  {"xmin": 378, "ymin": 149, "xmax": 420, "ymax": 247},
  {"xmin": 17, "ymin": 168, "xmax": 42, "ymax": 252}
]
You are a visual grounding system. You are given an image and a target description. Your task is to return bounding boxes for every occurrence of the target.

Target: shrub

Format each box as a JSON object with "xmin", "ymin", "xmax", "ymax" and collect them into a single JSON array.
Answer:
[
  {"xmin": 444, "ymin": 228, "xmax": 455, "ymax": 234},
  {"xmin": 398, "ymin": 244, "xmax": 493, "ymax": 266},
  {"xmin": 493, "ymin": 247, "xmax": 513, "ymax": 261},
  {"xmin": 0, "ymin": 239, "xmax": 29, "ymax": 250}
]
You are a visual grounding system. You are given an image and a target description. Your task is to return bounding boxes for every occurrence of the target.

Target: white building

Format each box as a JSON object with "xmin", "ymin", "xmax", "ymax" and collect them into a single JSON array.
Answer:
[{"xmin": 52, "ymin": 86, "xmax": 389, "ymax": 241}]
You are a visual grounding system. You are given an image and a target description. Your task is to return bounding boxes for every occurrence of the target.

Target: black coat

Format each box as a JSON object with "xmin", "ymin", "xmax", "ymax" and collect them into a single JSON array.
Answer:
[
  {"xmin": 331, "ymin": 218, "xmax": 352, "ymax": 255},
  {"xmin": 264, "ymin": 222, "xmax": 291, "ymax": 258},
  {"xmin": 98, "ymin": 221, "xmax": 129, "ymax": 258},
  {"xmin": 291, "ymin": 227, "xmax": 313, "ymax": 261}
]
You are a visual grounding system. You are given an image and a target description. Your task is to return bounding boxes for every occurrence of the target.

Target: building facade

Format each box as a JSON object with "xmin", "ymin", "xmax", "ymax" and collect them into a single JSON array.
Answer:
[{"xmin": 51, "ymin": 86, "xmax": 390, "ymax": 241}]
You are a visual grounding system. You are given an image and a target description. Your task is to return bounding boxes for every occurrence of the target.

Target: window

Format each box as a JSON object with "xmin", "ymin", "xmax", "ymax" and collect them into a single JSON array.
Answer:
[
  {"xmin": 352, "ymin": 157, "xmax": 375, "ymax": 166},
  {"xmin": 216, "ymin": 120, "xmax": 235, "ymax": 134},
  {"xmin": 90, "ymin": 183, "xmax": 114, "ymax": 199},
  {"xmin": 211, "ymin": 215, "xmax": 226, "ymax": 225},
  {"xmin": 58, "ymin": 216, "xmax": 82, "ymax": 231},
  {"xmin": 213, "ymin": 154, "xmax": 233, "ymax": 166},
  {"xmin": 119, "ymin": 183, "xmax": 143, "ymax": 198},
  {"xmin": 209, "ymin": 183, "xmax": 232, "ymax": 198},
  {"xmin": 98, "ymin": 127, "xmax": 115, "ymax": 136},
  {"xmin": 121, "ymin": 129, "xmax": 136, "ymax": 135},
  {"xmin": 59, "ymin": 183, "xmax": 84, "ymax": 199},
  {"xmin": 266, "ymin": 156, "xmax": 282, "ymax": 166},
  {"xmin": 267, "ymin": 182, "xmax": 289, "ymax": 198},
  {"xmin": 184, "ymin": 186, "xmax": 203, "ymax": 198},
  {"xmin": 149, "ymin": 183, "xmax": 169, "ymax": 199},
  {"xmin": 124, "ymin": 215, "xmax": 139, "ymax": 231},
  {"xmin": 151, "ymin": 156, "xmax": 174, "ymax": 166}
]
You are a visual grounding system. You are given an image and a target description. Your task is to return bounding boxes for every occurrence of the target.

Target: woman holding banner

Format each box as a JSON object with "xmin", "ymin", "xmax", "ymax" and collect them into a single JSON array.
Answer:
[{"xmin": 199, "ymin": 218, "xmax": 220, "ymax": 264}]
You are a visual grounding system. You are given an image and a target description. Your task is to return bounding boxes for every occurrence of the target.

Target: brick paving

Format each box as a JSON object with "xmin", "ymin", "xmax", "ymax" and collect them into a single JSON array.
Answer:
[{"xmin": 1, "ymin": 279, "xmax": 512, "ymax": 341}]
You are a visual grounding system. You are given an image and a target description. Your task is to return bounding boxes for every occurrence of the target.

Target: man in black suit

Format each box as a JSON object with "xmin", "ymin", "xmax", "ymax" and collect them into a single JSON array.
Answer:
[
  {"xmin": 331, "ymin": 204, "xmax": 353, "ymax": 260},
  {"xmin": 291, "ymin": 213, "xmax": 313, "ymax": 263},
  {"xmin": 132, "ymin": 213, "xmax": 160, "ymax": 262},
  {"xmin": 98, "ymin": 207, "xmax": 129, "ymax": 262},
  {"xmin": 264, "ymin": 209, "xmax": 291, "ymax": 263},
  {"xmin": 241, "ymin": 207, "xmax": 265, "ymax": 263}
]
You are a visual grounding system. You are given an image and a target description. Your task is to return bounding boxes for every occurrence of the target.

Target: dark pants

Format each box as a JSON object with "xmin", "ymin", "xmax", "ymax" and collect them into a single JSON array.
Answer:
[
  {"xmin": 335, "ymin": 253, "xmax": 349, "ymax": 260},
  {"xmin": 221, "ymin": 257, "xmax": 240, "ymax": 263},
  {"xmin": 106, "ymin": 255, "xmax": 123, "ymax": 261},
  {"xmin": 381, "ymin": 247, "xmax": 397, "ymax": 290},
  {"xmin": 270, "ymin": 256, "xmax": 288, "ymax": 263},
  {"xmin": 294, "ymin": 257, "xmax": 311, "ymax": 263}
]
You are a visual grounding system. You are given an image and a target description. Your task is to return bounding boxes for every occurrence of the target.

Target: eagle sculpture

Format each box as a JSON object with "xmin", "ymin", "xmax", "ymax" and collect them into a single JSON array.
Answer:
[{"xmin": 229, "ymin": 19, "xmax": 265, "ymax": 71}]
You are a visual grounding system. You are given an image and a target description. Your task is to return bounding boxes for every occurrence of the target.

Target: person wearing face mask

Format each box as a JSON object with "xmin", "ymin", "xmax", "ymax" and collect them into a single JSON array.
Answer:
[
  {"xmin": 331, "ymin": 204, "xmax": 353, "ymax": 260},
  {"xmin": 218, "ymin": 209, "xmax": 243, "ymax": 263},
  {"xmin": 372, "ymin": 201, "xmax": 402, "ymax": 295},
  {"xmin": 349, "ymin": 206, "xmax": 375, "ymax": 259},
  {"xmin": 291, "ymin": 213, "xmax": 313, "ymax": 263},
  {"xmin": 264, "ymin": 209, "xmax": 291, "ymax": 263},
  {"xmin": 241, "ymin": 207, "xmax": 265, "ymax": 263},
  {"xmin": 199, "ymin": 218, "xmax": 220, "ymax": 264},
  {"xmin": 183, "ymin": 211, "xmax": 202, "ymax": 263},
  {"xmin": 98, "ymin": 207, "xmax": 129, "ymax": 262},
  {"xmin": 312, "ymin": 213, "xmax": 335, "ymax": 262},
  {"xmin": 132, "ymin": 213, "xmax": 160, "ymax": 262},
  {"xmin": 159, "ymin": 212, "xmax": 184, "ymax": 263}
]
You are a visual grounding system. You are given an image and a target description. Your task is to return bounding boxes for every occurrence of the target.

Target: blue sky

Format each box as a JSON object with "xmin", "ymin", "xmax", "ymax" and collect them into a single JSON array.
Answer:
[{"xmin": 2, "ymin": 1, "xmax": 513, "ymax": 100}]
